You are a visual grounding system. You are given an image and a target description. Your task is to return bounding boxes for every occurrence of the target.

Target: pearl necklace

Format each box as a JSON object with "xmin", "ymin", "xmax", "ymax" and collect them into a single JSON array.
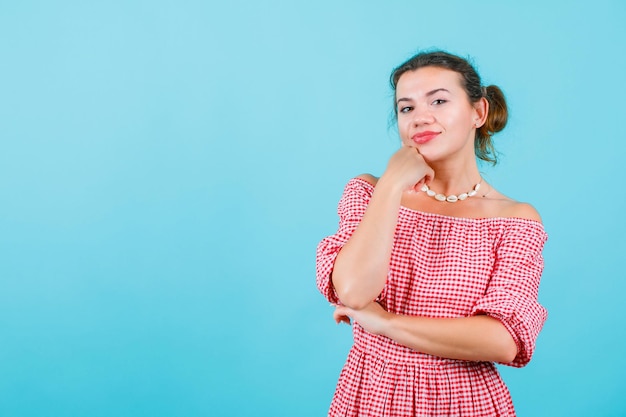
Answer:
[{"xmin": 420, "ymin": 181, "xmax": 482, "ymax": 203}]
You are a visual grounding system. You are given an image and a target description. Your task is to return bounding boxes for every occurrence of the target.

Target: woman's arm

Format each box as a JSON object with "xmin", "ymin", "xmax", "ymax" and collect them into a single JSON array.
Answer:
[
  {"xmin": 331, "ymin": 147, "xmax": 434, "ymax": 310},
  {"xmin": 331, "ymin": 175, "xmax": 403, "ymax": 310},
  {"xmin": 334, "ymin": 302, "xmax": 518, "ymax": 363}
]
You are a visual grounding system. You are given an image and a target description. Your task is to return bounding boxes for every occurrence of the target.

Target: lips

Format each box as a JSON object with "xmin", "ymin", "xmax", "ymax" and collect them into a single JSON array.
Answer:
[{"xmin": 412, "ymin": 131, "xmax": 440, "ymax": 145}]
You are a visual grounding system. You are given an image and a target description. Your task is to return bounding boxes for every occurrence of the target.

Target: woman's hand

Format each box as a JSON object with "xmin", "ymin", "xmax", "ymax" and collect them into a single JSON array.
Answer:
[
  {"xmin": 333, "ymin": 302, "xmax": 392, "ymax": 336},
  {"xmin": 380, "ymin": 146, "xmax": 434, "ymax": 193}
]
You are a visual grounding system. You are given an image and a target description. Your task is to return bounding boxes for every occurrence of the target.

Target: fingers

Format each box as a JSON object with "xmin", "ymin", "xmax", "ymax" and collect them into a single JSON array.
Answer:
[
  {"xmin": 334, "ymin": 313, "xmax": 351, "ymax": 325},
  {"xmin": 406, "ymin": 147, "xmax": 434, "ymax": 191},
  {"xmin": 333, "ymin": 305, "xmax": 353, "ymax": 325},
  {"xmin": 422, "ymin": 166, "xmax": 435, "ymax": 185}
]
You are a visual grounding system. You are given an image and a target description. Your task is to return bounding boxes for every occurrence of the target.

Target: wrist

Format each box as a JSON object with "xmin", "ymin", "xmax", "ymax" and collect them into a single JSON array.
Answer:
[
  {"xmin": 378, "ymin": 309, "xmax": 396, "ymax": 338},
  {"xmin": 376, "ymin": 174, "xmax": 406, "ymax": 196}
]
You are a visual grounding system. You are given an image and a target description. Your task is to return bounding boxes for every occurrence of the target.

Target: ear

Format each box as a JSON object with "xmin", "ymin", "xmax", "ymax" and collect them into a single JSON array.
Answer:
[{"xmin": 473, "ymin": 97, "xmax": 489, "ymax": 128}]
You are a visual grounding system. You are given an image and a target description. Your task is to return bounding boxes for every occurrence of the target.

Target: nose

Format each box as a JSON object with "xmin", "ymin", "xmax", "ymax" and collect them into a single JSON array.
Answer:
[{"xmin": 411, "ymin": 106, "xmax": 435, "ymax": 126}]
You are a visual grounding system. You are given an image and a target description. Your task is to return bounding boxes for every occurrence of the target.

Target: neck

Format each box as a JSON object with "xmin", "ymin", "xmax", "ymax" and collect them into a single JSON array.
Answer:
[{"xmin": 427, "ymin": 158, "xmax": 482, "ymax": 195}]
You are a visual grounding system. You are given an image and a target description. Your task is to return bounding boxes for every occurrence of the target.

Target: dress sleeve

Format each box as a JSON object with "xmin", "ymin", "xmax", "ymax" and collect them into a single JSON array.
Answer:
[
  {"xmin": 315, "ymin": 178, "xmax": 374, "ymax": 304},
  {"xmin": 471, "ymin": 221, "xmax": 548, "ymax": 368}
]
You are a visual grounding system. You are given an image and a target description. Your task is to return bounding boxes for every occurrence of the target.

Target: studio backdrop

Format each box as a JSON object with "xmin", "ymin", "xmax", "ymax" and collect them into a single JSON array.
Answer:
[{"xmin": 1, "ymin": 1, "xmax": 625, "ymax": 416}]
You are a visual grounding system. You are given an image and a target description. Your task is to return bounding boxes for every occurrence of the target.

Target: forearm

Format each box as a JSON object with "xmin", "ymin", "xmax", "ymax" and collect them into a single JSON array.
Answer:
[
  {"xmin": 382, "ymin": 314, "xmax": 518, "ymax": 363},
  {"xmin": 332, "ymin": 178, "xmax": 403, "ymax": 309}
]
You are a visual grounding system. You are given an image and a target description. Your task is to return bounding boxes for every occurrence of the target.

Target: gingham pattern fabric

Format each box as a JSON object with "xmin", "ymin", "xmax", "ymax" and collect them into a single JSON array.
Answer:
[{"xmin": 316, "ymin": 178, "xmax": 548, "ymax": 417}]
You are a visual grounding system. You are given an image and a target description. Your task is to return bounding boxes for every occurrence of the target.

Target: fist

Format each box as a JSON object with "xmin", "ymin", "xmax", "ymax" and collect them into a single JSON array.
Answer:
[{"xmin": 383, "ymin": 146, "xmax": 434, "ymax": 192}]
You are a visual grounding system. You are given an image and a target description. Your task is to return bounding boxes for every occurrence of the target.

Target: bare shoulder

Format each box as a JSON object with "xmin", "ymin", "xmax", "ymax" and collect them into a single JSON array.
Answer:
[
  {"xmin": 355, "ymin": 173, "xmax": 379, "ymax": 187},
  {"xmin": 484, "ymin": 183, "xmax": 542, "ymax": 222},
  {"xmin": 500, "ymin": 200, "xmax": 543, "ymax": 223}
]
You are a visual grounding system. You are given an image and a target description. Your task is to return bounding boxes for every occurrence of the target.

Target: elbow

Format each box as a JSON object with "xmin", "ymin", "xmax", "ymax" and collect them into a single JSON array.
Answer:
[
  {"xmin": 497, "ymin": 348, "xmax": 518, "ymax": 365},
  {"xmin": 331, "ymin": 254, "xmax": 385, "ymax": 310},
  {"xmin": 335, "ymin": 286, "xmax": 373, "ymax": 310},
  {"xmin": 333, "ymin": 277, "xmax": 375, "ymax": 310},
  {"xmin": 481, "ymin": 315, "xmax": 519, "ymax": 364},
  {"xmin": 339, "ymin": 296, "xmax": 372, "ymax": 311},
  {"xmin": 494, "ymin": 335, "xmax": 519, "ymax": 364}
]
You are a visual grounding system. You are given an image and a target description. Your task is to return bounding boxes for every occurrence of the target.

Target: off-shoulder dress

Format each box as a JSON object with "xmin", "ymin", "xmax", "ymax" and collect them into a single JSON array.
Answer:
[{"xmin": 316, "ymin": 178, "xmax": 548, "ymax": 417}]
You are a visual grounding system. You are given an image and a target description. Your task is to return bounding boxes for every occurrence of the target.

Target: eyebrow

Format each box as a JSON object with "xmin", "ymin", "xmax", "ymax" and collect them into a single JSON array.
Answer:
[
  {"xmin": 426, "ymin": 88, "xmax": 450, "ymax": 96},
  {"xmin": 396, "ymin": 88, "xmax": 451, "ymax": 104}
]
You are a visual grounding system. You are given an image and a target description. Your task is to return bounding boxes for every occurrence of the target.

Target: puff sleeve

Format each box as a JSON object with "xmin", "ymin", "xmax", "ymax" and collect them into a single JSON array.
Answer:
[
  {"xmin": 471, "ymin": 221, "xmax": 548, "ymax": 368},
  {"xmin": 316, "ymin": 178, "xmax": 374, "ymax": 304}
]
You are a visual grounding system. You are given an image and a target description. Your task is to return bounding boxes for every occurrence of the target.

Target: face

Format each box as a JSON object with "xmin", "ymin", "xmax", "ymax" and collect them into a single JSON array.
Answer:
[{"xmin": 395, "ymin": 66, "xmax": 486, "ymax": 163}]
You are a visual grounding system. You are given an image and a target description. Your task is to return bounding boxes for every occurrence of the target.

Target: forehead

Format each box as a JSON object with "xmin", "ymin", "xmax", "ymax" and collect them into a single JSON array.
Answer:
[{"xmin": 396, "ymin": 67, "xmax": 464, "ymax": 95}]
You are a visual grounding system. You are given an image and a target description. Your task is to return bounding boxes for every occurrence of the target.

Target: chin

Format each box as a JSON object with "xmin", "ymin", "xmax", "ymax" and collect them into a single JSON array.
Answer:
[{"xmin": 417, "ymin": 149, "xmax": 443, "ymax": 162}]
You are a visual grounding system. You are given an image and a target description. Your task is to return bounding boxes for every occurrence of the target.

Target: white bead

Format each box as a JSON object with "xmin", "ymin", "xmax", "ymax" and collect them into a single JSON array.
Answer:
[{"xmin": 419, "ymin": 180, "xmax": 482, "ymax": 203}]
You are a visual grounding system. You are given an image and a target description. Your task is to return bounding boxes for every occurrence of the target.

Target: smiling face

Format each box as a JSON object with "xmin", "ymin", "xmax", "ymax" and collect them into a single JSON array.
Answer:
[{"xmin": 395, "ymin": 66, "xmax": 487, "ymax": 164}]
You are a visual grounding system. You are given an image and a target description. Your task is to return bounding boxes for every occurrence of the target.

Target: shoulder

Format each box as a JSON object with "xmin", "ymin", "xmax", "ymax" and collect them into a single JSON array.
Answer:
[
  {"xmin": 336, "ymin": 174, "xmax": 379, "ymax": 217},
  {"xmin": 499, "ymin": 200, "xmax": 542, "ymax": 223},
  {"xmin": 483, "ymin": 183, "xmax": 542, "ymax": 222},
  {"xmin": 338, "ymin": 174, "xmax": 377, "ymax": 208},
  {"xmin": 354, "ymin": 173, "xmax": 379, "ymax": 187}
]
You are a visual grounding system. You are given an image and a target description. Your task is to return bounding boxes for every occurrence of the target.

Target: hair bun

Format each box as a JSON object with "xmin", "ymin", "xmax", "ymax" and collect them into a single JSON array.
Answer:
[{"xmin": 482, "ymin": 85, "xmax": 508, "ymax": 134}]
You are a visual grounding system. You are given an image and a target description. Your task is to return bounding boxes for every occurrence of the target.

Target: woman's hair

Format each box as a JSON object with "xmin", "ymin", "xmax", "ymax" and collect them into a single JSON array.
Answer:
[{"xmin": 390, "ymin": 50, "xmax": 508, "ymax": 165}]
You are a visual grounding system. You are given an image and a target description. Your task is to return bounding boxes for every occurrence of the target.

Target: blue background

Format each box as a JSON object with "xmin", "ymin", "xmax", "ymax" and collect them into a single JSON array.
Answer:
[{"xmin": 1, "ymin": 1, "xmax": 625, "ymax": 416}]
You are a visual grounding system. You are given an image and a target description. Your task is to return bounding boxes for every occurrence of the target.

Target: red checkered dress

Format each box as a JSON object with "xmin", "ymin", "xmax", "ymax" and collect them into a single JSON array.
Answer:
[{"xmin": 316, "ymin": 178, "xmax": 548, "ymax": 417}]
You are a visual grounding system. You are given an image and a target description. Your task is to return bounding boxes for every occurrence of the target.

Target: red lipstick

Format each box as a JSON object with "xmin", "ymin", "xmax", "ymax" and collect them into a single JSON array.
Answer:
[{"xmin": 412, "ymin": 131, "xmax": 439, "ymax": 145}]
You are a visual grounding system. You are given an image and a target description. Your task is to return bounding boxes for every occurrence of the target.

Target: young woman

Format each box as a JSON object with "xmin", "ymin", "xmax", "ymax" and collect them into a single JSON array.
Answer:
[{"xmin": 316, "ymin": 50, "xmax": 547, "ymax": 416}]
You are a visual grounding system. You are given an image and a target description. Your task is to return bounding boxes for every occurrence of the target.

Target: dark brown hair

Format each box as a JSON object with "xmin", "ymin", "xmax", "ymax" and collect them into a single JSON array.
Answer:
[{"xmin": 390, "ymin": 50, "xmax": 508, "ymax": 165}]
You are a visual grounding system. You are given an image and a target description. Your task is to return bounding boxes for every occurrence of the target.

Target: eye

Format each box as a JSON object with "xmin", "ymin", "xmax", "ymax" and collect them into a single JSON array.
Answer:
[
  {"xmin": 399, "ymin": 106, "xmax": 413, "ymax": 114},
  {"xmin": 432, "ymin": 99, "xmax": 447, "ymax": 105}
]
